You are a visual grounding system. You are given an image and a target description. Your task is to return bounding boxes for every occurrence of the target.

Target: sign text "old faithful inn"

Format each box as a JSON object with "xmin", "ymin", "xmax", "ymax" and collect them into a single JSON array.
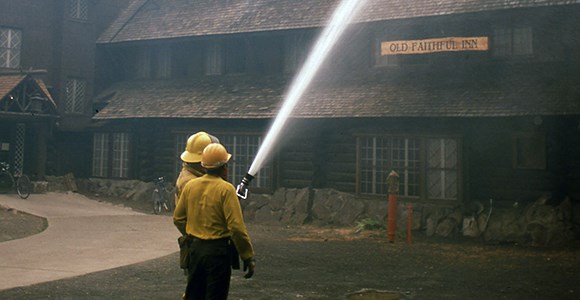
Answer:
[{"xmin": 381, "ymin": 37, "xmax": 489, "ymax": 55}]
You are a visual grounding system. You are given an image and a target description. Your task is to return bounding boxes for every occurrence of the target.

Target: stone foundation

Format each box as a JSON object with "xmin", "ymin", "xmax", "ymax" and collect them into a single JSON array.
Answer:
[{"xmin": 41, "ymin": 176, "xmax": 579, "ymax": 246}]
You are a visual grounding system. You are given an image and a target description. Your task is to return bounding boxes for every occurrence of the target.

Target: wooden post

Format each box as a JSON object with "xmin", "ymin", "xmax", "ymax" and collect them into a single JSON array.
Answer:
[
  {"xmin": 34, "ymin": 123, "xmax": 48, "ymax": 180},
  {"xmin": 407, "ymin": 203, "xmax": 413, "ymax": 244},
  {"xmin": 386, "ymin": 170, "xmax": 399, "ymax": 243}
]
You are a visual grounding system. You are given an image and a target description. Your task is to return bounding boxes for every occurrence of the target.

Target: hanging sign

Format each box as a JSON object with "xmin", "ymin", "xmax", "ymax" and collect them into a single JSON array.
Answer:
[{"xmin": 381, "ymin": 36, "xmax": 488, "ymax": 55}]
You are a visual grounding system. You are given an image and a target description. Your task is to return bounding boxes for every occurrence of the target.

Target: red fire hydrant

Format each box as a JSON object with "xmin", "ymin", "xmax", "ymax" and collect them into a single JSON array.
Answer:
[{"xmin": 386, "ymin": 170, "xmax": 399, "ymax": 243}]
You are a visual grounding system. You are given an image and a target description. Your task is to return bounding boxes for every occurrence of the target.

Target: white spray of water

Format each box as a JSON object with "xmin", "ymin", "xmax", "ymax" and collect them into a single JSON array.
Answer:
[{"xmin": 247, "ymin": 0, "xmax": 367, "ymax": 176}]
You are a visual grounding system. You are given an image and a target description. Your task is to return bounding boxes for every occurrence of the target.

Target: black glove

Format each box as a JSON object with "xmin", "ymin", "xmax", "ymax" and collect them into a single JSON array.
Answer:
[{"xmin": 243, "ymin": 257, "xmax": 256, "ymax": 279}]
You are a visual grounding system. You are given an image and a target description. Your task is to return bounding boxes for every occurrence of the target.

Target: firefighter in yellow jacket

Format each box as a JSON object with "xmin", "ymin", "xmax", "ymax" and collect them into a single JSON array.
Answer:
[
  {"xmin": 174, "ymin": 143, "xmax": 255, "ymax": 300},
  {"xmin": 175, "ymin": 131, "xmax": 219, "ymax": 204}
]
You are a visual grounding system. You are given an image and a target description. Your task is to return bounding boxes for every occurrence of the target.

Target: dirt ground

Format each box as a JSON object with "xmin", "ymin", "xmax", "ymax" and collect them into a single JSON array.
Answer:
[
  {"xmin": 1, "ymin": 195, "xmax": 579, "ymax": 300},
  {"xmin": 0, "ymin": 205, "xmax": 47, "ymax": 243}
]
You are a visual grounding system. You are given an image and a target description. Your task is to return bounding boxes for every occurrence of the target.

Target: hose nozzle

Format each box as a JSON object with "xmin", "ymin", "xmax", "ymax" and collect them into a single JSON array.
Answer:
[{"xmin": 236, "ymin": 173, "xmax": 254, "ymax": 200}]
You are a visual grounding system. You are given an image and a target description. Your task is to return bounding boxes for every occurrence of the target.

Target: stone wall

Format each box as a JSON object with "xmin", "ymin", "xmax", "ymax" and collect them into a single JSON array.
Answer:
[
  {"xmin": 44, "ymin": 176, "xmax": 174, "ymax": 204},
  {"xmin": 40, "ymin": 176, "xmax": 579, "ymax": 246},
  {"xmin": 242, "ymin": 188, "xmax": 578, "ymax": 246}
]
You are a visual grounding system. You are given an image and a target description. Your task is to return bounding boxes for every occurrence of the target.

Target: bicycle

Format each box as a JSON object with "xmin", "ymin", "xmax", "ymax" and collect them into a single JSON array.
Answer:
[
  {"xmin": 152, "ymin": 176, "xmax": 173, "ymax": 214},
  {"xmin": 0, "ymin": 162, "xmax": 32, "ymax": 199}
]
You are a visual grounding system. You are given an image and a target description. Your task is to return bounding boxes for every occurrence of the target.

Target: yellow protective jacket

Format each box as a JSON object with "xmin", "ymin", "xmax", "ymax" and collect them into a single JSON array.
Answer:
[
  {"xmin": 175, "ymin": 163, "xmax": 205, "ymax": 198},
  {"xmin": 173, "ymin": 174, "xmax": 254, "ymax": 260}
]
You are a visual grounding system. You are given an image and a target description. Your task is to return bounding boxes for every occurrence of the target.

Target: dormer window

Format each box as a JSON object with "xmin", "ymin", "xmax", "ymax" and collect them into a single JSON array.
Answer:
[
  {"xmin": 284, "ymin": 32, "xmax": 313, "ymax": 73},
  {"xmin": 205, "ymin": 42, "xmax": 223, "ymax": 75},
  {"xmin": 493, "ymin": 25, "xmax": 533, "ymax": 57}
]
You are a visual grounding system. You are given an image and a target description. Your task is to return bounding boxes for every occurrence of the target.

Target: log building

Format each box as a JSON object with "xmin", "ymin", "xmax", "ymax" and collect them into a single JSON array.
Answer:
[
  {"xmin": 4, "ymin": 0, "xmax": 580, "ymax": 208},
  {"xmin": 0, "ymin": 0, "xmax": 129, "ymax": 179},
  {"xmin": 93, "ymin": 0, "xmax": 580, "ymax": 206}
]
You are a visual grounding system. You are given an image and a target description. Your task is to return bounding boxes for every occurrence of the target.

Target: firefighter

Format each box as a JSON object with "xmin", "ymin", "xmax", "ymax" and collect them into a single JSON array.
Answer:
[
  {"xmin": 174, "ymin": 143, "xmax": 255, "ymax": 299},
  {"xmin": 175, "ymin": 131, "xmax": 219, "ymax": 204},
  {"xmin": 175, "ymin": 132, "xmax": 220, "ymax": 300}
]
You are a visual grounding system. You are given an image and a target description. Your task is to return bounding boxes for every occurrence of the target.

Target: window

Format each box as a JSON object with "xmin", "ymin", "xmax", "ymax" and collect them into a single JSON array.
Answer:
[
  {"xmin": 284, "ymin": 32, "xmax": 313, "ymax": 73},
  {"xmin": 493, "ymin": 26, "xmax": 533, "ymax": 57},
  {"xmin": 154, "ymin": 46, "xmax": 171, "ymax": 79},
  {"xmin": 0, "ymin": 27, "xmax": 21, "ymax": 68},
  {"xmin": 13, "ymin": 123, "xmax": 25, "ymax": 177},
  {"xmin": 134, "ymin": 46, "xmax": 172, "ymax": 79},
  {"xmin": 225, "ymin": 38, "xmax": 246, "ymax": 74},
  {"xmin": 359, "ymin": 136, "xmax": 460, "ymax": 201},
  {"xmin": 92, "ymin": 133, "xmax": 109, "ymax": 177},
  {"xmin": 222, "ymin": 135, "xmax": 271, "ymax": 189},
  {"xmin": 135, "ymin": 48, "xmax": 152, "ymax": 79},
  {"xmin": 426, "ymin": 138, "xmax": 459, "ymax": 200},
  {"xmin": 92, "ymin": 133, "xmax": 130, "ymax": 178},
  {"xmin": 205, "ymin": 42, "xmax": 223, "ymax": 75},
  {"xmin": 360, "ymin": 137, "xmax": 419, "ymax": 196},
  {"xmin": 174, "ymin": 133, "xmax": 272, "ymax": 189},
  {"xmin": 174, "ymin": 134, "xmax": 188, "ymax": 175},
  {"xmin": 67, "ymin": 0, "xmax": 89, "ymax": 21},
  {"xmin": 513, "ymin": 132, "xmax": 545, "ymax": 169},
  {"xmin": 65, "ymin": 78, "xmax": 87, "ymax": 114}
]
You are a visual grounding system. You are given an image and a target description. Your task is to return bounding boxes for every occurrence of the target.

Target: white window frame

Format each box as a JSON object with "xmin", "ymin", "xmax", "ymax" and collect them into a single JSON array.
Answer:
[
  {"xmin": 359, "ymin": 136, "xmax": 420, "ymax": 197},
  {"xmin": 175, "ymin": 134, "xmax": 188, "ymax": 175},
  {"xmin": 112, "ymin": 133, "xmax": 130, "ymax": 178},
  {"xmin": 222, "ymin": 135, "xmax": 271, "ymax": 189},
  {"xmin": 426, "ymin": 138, "xmax": 459, "ymax": 200},
  {"xmin": 358, "ymin": 135, "xmax": 460, "ymax": 201},
  {"xmin": 65, "ymin": 78, "xmax": 87, "ymax": 114},
  {"xmin": 67, "ymin": 0, "xmax": 89, "ymax": 21},
  {"xmin": 92, "ymin": 133, "xmax": 110, "ymax": 177},
  {"xmin": 0, "ymin": 27, "xmax": 22, "ymax": 68},
  {"xmin": 92, "ymin": 132, "xmax": 130, "ymax": 178},
  {"xmin": 174, "ymin": 133, "xmax": 271, "ymax": 189}
]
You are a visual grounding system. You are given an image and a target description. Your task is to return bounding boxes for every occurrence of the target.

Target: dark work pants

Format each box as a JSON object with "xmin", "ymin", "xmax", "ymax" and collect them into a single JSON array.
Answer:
[{"xmin": 185, "ymin": 238, "xmax": 232, "ymax": 300}]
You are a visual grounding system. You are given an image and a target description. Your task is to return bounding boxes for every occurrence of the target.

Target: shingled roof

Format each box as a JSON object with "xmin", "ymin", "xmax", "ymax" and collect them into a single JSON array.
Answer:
[
  {"xmin": 0, "ymin": 73, "xmax": 57, "ymax": 109},
  {"xmin": 0, "ymin": 74, "xmax": 26, "ymax": 100},
  {"xmin": 98, "ymin": 0, "xmax": 580, "ymax": 44},
  {"xmin": 92, "ymin": 73, "xmax": 580, "ymax": 120}
]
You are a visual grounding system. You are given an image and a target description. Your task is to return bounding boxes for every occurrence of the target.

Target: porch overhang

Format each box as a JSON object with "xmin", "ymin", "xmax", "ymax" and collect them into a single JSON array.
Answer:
[
  {"xmin": 92, "ymin": 75, "xmax": 580, "ymax": 121},
  {"xmin": 0, "ymin": 72, "xmax": 58, "ymax": 118}
]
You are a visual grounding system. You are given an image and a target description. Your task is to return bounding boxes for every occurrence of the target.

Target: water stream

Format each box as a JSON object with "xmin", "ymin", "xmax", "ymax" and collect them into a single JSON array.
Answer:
[{"xmin": 246, "ymin": 0, "xmax": 367, "ymax": 177}]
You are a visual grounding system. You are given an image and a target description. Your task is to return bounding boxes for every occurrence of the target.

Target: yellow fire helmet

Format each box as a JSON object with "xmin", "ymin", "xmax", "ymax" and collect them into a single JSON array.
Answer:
[
  {"xmin": 180, "ymin": 132, "xmax": 213, "ymax": 163},
  {"xmin": 201, "ymin": 143, "xmax": 232, "ymax": 169}
]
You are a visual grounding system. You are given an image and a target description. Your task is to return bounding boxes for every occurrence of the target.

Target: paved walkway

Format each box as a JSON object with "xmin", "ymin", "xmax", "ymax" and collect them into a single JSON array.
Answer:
[{"xmin": 0, "ymin": 192, "xmax": 178, "ymax": 291}]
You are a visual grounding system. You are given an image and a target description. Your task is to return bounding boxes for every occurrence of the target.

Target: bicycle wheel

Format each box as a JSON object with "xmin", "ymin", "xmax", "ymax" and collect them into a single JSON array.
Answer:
[
  {"xmin": 0, "ymin": 171, "xmax": 15, "ymax": 194},
  {"xmin": 152, "ymin": 190, "xmax": 162, "ymax": 214},
  {"xmin": 164, "ymin": 191, "xmax": 174, "ymax": 212},
  {"xmin": 16, "ymin": 175, "xmax": 31, "ymax": 199}
]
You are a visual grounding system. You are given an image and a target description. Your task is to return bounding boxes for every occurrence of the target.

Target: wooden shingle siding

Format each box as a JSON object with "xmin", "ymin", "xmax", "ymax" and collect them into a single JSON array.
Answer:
[
  {"xmin": 325, "ymin": 131, "xmax": 357, "ymax": 193},
  {"xmin": 279, "ymin": 134, "xmax": 315, "ymax": 188}
]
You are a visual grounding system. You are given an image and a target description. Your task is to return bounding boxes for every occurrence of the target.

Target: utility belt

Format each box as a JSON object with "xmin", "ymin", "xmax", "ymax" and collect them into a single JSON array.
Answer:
[
  {"xmin": 189, "ymin": 235, "xmax": 230, "ymax": 246},
  {"xmin": 178, "ymin": 235, "xmax": 240, "ymax": 270}
]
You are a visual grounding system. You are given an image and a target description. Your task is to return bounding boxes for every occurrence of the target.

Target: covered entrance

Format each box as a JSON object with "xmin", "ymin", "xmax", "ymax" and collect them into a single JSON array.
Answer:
[{"xmin": 0, "ymin": 71, "xmax": 58, "ymax": 179}]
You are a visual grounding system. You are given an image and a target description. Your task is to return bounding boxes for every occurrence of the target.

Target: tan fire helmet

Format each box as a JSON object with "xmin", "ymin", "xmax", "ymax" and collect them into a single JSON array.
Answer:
[
  {"xmin": 201, "ymin": 143, "xmax": 232, "ymax": 169},
  {"xmin": 180, "ymin": 132, "xmax": 214, "ymax": 163}
]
